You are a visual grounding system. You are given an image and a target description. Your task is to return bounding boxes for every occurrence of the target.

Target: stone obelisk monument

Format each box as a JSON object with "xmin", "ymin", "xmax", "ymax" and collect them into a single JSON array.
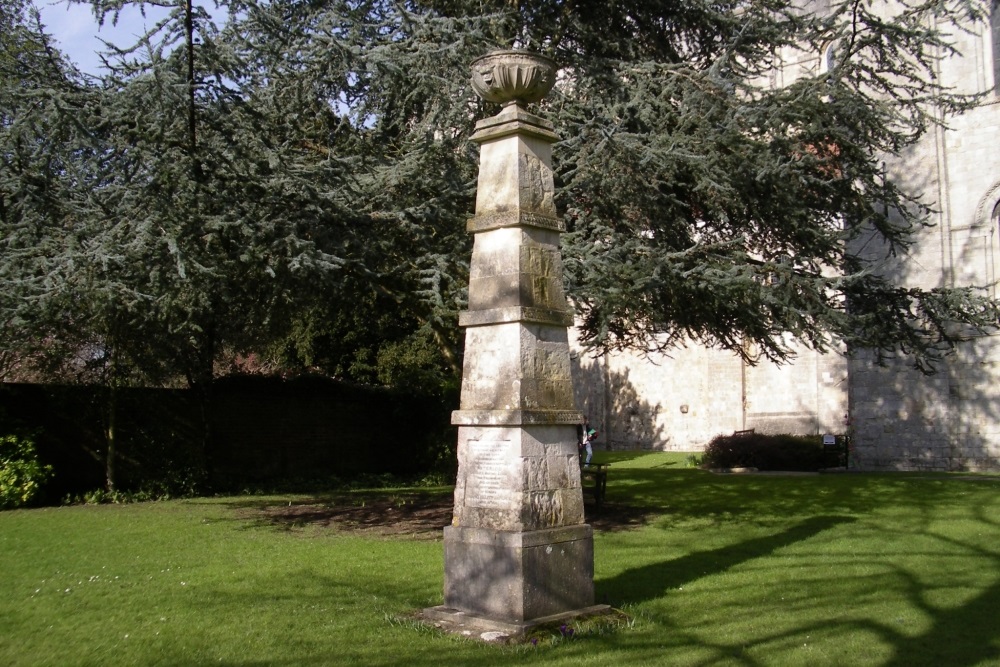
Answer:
[{"xmin": 424, "ymin": 50, "xmax": 604, "ymax": 636}]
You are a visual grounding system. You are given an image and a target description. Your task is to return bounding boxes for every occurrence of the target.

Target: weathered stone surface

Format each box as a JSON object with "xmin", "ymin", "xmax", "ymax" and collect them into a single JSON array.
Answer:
[
  {"xmin": 457, "ymin": 323, "xmax": 577, "ymax": 413},
  {"xmin": 442, "ymin": 525, "xmax": 594, "ymax": 622},
  {"xmin": 472, "ymin": 109, "xmax": 559, "ymax": 218},
  {"xmin": 458, "ymin": 307, "xmax": 574, "ymax": 328},
  {"xmin": 452, "ymin": 425, "xmax": 584, "ymax": 531},
  {"xmin": 570, "ymin": 329, "xmax": 849, "ymax": 451},
  {"xmin": 469, "ymin": 50, "xmax": 557, "ymax": 107},
  {"xmin": 466, "ymin": 229, "xmax": 567, "ymax": 314},
  {"xmin": 470, "ymin": 106, "xmax": 559, "ymax": 144},
  {"xmin": 467, "ymin": 211, "xmax": 565, "ymax": 234},
  {"xmin": 849, "ymin": 338, "xmax": 1000, "ymax": 471},
  {"xmin": 435, "ymin": 51, "xmax": 595, "ymax": 630},
  {"xmin": 451, "ymin": 409, "xmax": 582, "ymax": 426}
]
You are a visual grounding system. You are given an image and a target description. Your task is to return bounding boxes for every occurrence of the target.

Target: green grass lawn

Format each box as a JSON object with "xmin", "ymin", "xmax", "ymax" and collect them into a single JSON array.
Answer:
[{"xmin": 2, "ymin": 452, "xmax": 999, "ymax": 666}]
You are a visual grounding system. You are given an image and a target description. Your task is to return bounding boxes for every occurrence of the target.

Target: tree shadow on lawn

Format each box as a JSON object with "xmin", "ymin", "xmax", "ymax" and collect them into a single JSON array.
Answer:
[
  {"xmin": 877, "ymin": 572, "xmax": 1000, "ymax": 667},
  {"xmin": 221, "ymin": 491, "xmax": 453, "ymax": 538},
  {"xmin": 599, "ymin": 515, "xmax": 857, "ymax": 606},
  {"xmin": 223, "ymin": 491, "xmax": 656, "ymax": 537},
  {"xmin": 205, "ymin": 466, "xmax": 1000, "ymax": 665},
  {"xmin": 217, "ymin": 464, "xmax": 995, "ymax": 543},
  {"xmin": 600, "ymin": 511, "xmax": 1000, "ymax": 667},
  {"xmin": 598, "ymin": 467, "xmax": 1000, "ymax": 666}
]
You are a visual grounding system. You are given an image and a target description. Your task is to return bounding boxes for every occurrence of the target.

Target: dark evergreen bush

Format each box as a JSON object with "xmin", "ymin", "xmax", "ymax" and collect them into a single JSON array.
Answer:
[
  {"xmin": 0, "ymin": 432, "xmax": 53, "ymax": 509},
  {"xmin": 703, "ymin": 432, "xmax": 842, "ymax": 471}
]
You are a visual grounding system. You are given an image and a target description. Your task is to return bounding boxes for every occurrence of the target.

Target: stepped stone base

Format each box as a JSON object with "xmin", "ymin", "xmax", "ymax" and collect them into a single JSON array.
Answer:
[{"xmin": 421, "ymin": 603, "xmax": 611, "ymax": 639}]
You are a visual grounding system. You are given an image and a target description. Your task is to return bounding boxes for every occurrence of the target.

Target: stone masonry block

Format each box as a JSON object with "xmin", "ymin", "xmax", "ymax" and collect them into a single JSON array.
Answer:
[
  {"xmin": 453, "ymin": 424, "xmax": 583, "ymax": 531},
  {"xmin": 474, "ymin": 134, "xmax": 556, "ymax": 217},
  {"xmin": 443, "ymin": 525, "xmax": 594, "ymax": 622}
]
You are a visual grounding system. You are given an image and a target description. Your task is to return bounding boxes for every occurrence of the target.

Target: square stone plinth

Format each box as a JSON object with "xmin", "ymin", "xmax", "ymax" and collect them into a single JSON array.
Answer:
[{"xmin": 442, "ymin": 524, "xmax": 594, "ymax": 622}]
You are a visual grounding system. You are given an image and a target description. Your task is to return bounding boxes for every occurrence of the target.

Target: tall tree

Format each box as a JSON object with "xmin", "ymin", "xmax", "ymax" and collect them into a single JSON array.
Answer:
[
  {"xmin": 2, "ymin": 0, "xmax": 137, "ymax": 488},
  {"xmin": 52, "ymin": 0, "xmax": 375, "ymax": 386},
  {"xmin": 2, "ymin": 0, "xmax": 358, "ymax": 487},
  {"xmin": 217, "ymin": 0, "xmax": 480, "ymax": 381},
  {"xmin": 232, "ymin": 0, "xmax": 999, "ymax": 372},
  {"xmin": 7, "ymin": 0, "xmax": 998, "ymax": 411},
  {"xmin": 1, "ymin": 0, "xmax": 106, "ymax": 380}
]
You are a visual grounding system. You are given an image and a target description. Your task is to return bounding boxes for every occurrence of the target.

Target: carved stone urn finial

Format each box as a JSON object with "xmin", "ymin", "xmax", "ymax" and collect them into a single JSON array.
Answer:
[{"xmin": 470, "ymin": 50, "xmax": 557, "ymax": 108}]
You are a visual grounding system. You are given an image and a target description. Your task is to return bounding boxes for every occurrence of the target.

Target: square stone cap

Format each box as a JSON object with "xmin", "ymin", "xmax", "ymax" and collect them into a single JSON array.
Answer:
[
  {"xmin": 458, "ymin": 307, "xmax": 575, "ymax": 328},
  {"xmin": 467, "ymin": 211, "xmax": 566, "ymax": 234},
  {"xmin": 451, "ymin": 409, "xmax": 583, "ymax": 426},
  {"xmin": 474, "ymin": 105, "xmax": 555, "ymax": 132},
  {"xmin": 444, "ymin": 524, "xmax": 593, "ymax": 547},
  {"xmin": 471, "ymin": 106, "xmax": 560, "ymax": 144}
]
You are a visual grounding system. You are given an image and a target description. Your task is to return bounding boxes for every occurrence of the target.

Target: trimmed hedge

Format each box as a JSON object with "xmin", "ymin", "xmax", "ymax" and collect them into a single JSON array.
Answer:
[
  {"xmin": 0, "ymin": 376, "xmax": 455, "ymax": 503},
  {"xmin": 703, "ymin": 432, "xmax": 843, "ymax": 472}
]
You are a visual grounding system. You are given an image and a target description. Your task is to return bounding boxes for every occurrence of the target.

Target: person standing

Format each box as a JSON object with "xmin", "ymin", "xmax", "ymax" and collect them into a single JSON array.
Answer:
[{"xmin": 578, "ymin": 416, "xmax": 597, "ymax": 466}]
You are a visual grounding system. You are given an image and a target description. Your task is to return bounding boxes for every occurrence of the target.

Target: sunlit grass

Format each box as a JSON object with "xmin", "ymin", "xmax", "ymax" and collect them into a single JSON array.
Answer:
[{"xmin": 1, "ymin": 453, "xmax": 998, "ymax": 666}]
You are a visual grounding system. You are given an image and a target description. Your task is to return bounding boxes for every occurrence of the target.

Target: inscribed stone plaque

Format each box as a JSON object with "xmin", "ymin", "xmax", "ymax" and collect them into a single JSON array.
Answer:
[{"xmin": 465, "ymin": 438, "xmax": 512, "ymax": 509}]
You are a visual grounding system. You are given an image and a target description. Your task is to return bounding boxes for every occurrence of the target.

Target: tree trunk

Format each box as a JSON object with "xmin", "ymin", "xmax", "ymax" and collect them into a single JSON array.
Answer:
[{"xmin": 105, "ymin": 381, "xmax": 117, "ymax": 492}]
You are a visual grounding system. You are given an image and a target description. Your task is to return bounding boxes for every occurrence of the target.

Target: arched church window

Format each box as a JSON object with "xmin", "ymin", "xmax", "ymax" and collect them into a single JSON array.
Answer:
[
  {"xmin": 993, "ymin": 199, "xmax": 1000, "ymax": 227},
  {"xmin": 820, "ymin": 40, "xmax": 841, "ymax": 75}
]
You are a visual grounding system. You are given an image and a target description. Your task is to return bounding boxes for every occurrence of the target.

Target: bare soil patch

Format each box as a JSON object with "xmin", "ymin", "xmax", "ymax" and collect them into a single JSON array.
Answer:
[{"xmin": 242, "ymin": 494, "xmax": 654, "ymax": 538}]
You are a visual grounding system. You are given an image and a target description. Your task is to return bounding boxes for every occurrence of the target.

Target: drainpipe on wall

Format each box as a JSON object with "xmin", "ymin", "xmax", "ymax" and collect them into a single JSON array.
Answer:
[
  {"xmin": 740, "ymin": 341, "xmax": 748, "ymax": 431},
  {"xmin": 603, "ymin": 353, "xmax": 612, "ymax": 449}
]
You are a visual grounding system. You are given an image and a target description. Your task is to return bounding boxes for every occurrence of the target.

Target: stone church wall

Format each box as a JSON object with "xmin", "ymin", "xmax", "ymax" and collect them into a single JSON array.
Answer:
[
  {"xmin": 849, "ymin": 336, "xmax": 1000, "ymax": 471},
  {"xmin": 567, "ymin": 4, "xmax": 1000, "ymax": 469},
  {"xmin": 848, "ymin": 10, "xmax": 1000, "ymax": 471},
  {"xmin": 570, "ymin": 330, "xmax": 848, "ymax": 451}
]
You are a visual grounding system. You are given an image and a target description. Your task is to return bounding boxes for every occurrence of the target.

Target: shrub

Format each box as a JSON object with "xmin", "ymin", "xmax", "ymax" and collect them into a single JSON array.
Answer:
[
  {"xmin": 702, "ymin": 432, "xmax": 841, "ymax": 471},
  {"xmin": 0, "ymin": 433, "xmax": 53, "ymax": 509}
]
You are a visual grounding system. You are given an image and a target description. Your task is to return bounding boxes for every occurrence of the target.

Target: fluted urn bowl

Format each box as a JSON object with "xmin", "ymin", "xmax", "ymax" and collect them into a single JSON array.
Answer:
[{"xmin": 470, "ymin": 50, "xmax": 557, "ymax": 107}]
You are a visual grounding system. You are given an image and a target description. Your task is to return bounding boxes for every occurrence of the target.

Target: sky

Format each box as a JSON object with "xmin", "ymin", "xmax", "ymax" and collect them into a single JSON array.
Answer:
[{"xmin": 36, "ymin": 0, "xmax": 172, "ymax": 76}]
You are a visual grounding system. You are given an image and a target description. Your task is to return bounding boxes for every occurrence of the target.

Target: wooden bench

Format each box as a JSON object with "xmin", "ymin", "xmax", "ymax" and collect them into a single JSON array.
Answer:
[{"xmin": 580, "ymin": 463, "xmax": 609, "ymax": 510}]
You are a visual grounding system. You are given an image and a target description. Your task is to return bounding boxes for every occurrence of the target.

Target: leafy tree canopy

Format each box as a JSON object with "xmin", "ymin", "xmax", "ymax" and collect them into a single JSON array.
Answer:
[
  {"xmin": 406, "ymin": 0, "xmax": 1000, "ymax": 370},
  {"xmin": 232, "ymin": 0, "xmax": 1000, "ymax": 372},
  {"xmin": 3, "ymin": 0, "xmax": 998, "ymax": 390}
]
